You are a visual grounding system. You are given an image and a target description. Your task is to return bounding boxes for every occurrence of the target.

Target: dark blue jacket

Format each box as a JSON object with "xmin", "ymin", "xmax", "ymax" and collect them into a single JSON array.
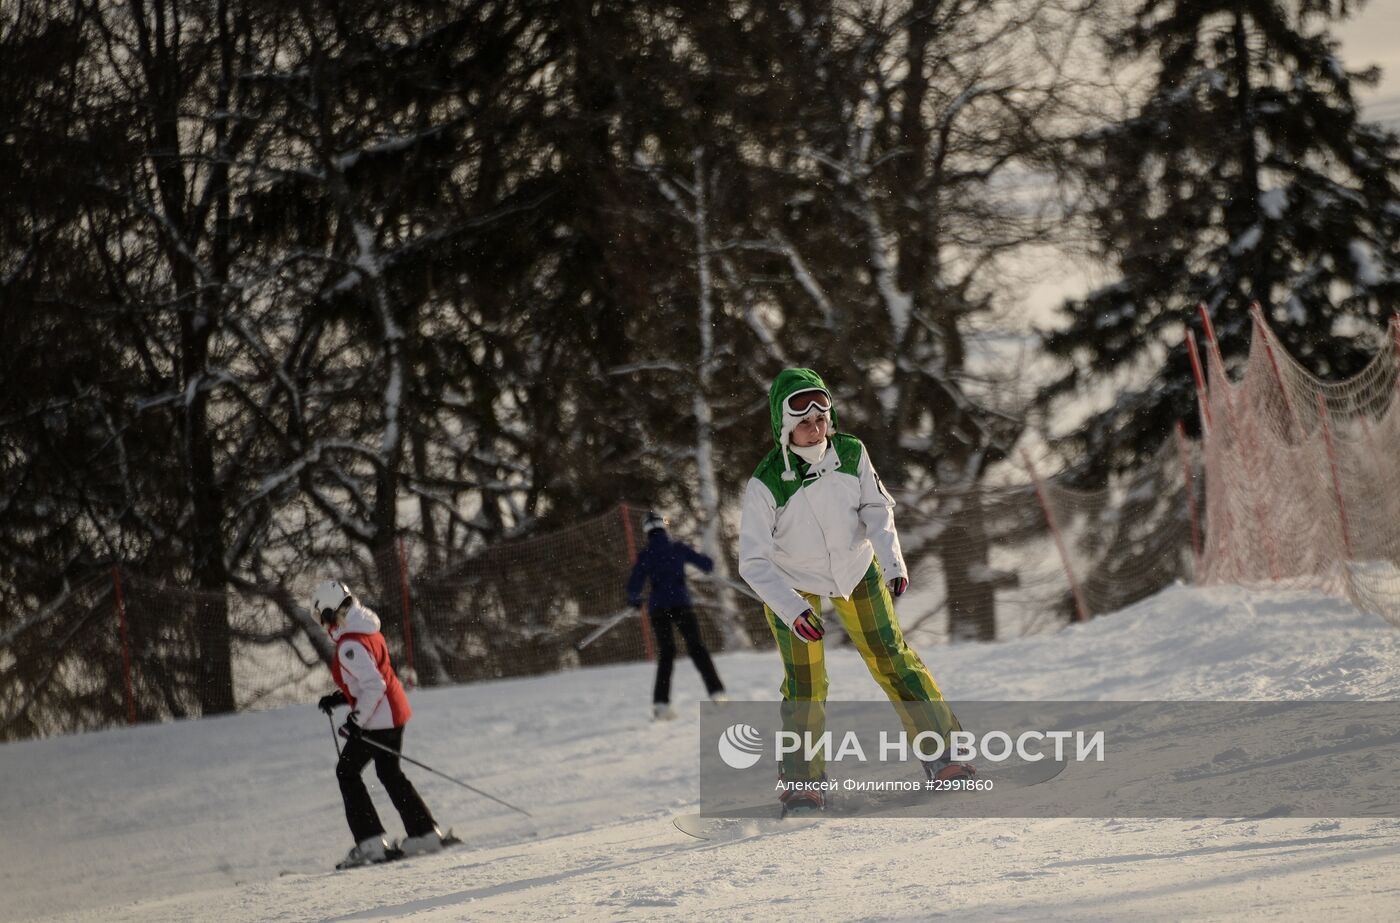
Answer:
[{"xmin": 626, "ymin": 530, "xmax": 714, "ymax": 610}]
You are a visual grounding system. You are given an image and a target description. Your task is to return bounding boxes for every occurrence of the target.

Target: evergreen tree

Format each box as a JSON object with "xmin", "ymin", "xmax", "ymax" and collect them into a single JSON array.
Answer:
[{"xmin": 1045, "ymin": 0, "xmax": 1400, "ymax": 472}]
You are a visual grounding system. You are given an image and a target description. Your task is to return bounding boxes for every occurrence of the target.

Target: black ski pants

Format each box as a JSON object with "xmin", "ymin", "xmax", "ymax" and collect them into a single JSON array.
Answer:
[
  {"xmin": 650, "ymin": 605, "xmax": 725, "ymax": 704},
  {"xmin": 336, "ymin": 725, "xmax": 437, "ymax": 843}
]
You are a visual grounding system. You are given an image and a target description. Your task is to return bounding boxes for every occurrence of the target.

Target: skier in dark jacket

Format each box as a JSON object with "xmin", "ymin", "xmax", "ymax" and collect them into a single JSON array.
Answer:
[{"xmin": 626, "ymin": 512, "xmax": 727, "ymax": 719}]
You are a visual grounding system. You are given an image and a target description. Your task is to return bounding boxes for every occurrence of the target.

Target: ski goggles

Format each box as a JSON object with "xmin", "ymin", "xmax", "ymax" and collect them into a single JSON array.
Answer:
[{"xmin": 783, "ymin": 389, "xmax": 832, "ymax": 418}]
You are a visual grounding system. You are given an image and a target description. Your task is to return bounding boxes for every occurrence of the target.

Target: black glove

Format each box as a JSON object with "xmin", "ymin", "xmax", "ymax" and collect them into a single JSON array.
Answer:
[
  {"xmin": 318, "ymin": 690, "xmax": 348, "ymax": 715},
  {"xmin": 629, "ymin": 599, "xmax": 643, "ymax": 609},
  {"xmin": 338, "ymin": 710, "xmax": 363, "ymax": 740}
]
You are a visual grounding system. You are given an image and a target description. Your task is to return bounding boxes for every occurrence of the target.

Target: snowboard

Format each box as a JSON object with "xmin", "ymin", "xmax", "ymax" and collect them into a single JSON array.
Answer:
[
  {"xmin": 673, "ymin": 810, "xmax": 818, "ymax": 842},
  {"xmin": 335, "ymin": 831, "xmax": 463, "ymax": 870},
  {"xmin": 673, "ymin": 759, "xmax": 1067, "ymax": 841}
]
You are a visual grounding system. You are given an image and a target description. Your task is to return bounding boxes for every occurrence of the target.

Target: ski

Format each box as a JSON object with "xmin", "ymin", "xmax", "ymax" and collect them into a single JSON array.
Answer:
[
  {"xmin": 673, "ymin": 810, "xmax": 818, "ymax": 842},
  {"xmin": 335, "ymin": 832, "xmax": 463, "ymax": 870}
]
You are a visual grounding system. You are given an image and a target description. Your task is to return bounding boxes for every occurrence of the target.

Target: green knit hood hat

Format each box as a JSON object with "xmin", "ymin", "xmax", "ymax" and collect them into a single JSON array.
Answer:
[{"xmin": 768, "ymin": 368, "xmax": 837, "ymax": 481}]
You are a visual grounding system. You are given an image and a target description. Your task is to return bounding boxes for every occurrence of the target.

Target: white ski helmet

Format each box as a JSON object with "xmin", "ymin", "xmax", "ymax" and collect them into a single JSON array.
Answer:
[
  {"xmin": 311, "ymin": 579, "xmax": 353, "ymax": 625},
  {"xmin": 642, "ymin": 511, "xmax": 667, "ymax": 534}
]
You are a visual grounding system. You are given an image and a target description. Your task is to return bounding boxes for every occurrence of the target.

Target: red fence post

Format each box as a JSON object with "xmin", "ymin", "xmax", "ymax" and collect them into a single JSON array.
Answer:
[
  {"xmin": 1198, "ymin": 301, "xmax": 1226, "ymax": 371},
  {"xmin": 1186, "ymin": 330, "xmax": 1212, "ymax": 432},
  {"xmin": 1197, "ymin": 302, "xmax": 1235, "ymax": 420},
  {"xmin": 1391, "ymin": 316, "xmax": 1400, "ymax": 398},
  {"xmin": 397, "ymin": 537, "xmax": 416, "ymax": 688},
  {"xmin": 1198, "ymin": 307, "xmax": 1280, "ymax": 581},
  {"xmin": 619, "ymin": 504, "xmax": 656, "ymax": 660},
  {"xmin": 1022, "ymin": 452, "xmax": 1089, "ymax": 623},
  {"xmin": 1175, "ymin": 421, "xmax": 1202, "ymax": 566},
  {"xmin": 111, "ymin": 566, "xmax": 136, "ymax": 726},
  {"xmin": 1316, "ymin": 395, "xmax": 1355, "ymax": 560},
  {"xmin": 1251, "ymin": 304, "xmax": 1302, "ymax": 440}
]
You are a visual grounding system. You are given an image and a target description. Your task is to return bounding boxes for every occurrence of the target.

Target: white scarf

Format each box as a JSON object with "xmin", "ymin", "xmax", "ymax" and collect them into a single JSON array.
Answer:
[{"xmin": 789, "ymin": 438, "xmax": 828, "ymax": 467}]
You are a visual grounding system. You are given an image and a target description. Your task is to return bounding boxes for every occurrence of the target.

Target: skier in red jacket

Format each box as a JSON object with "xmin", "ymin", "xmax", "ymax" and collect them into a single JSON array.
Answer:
[{"xmin": 313, "ymin": 579, "xmax": 445, "ymax": 869}]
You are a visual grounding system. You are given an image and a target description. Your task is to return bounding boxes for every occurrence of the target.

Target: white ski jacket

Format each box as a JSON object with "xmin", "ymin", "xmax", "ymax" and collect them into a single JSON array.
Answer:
[
  {"xmin": 330, "ymin": 604, "xmax": 400, "ymax": 730},
  {"xmin": 739, "ymin": 435, "xmax": 907, "ymax": 627}
]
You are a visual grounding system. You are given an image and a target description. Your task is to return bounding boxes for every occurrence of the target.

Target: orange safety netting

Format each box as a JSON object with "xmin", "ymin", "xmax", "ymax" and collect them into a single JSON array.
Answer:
[{"xmin": 1197, "ymin": 306, "xmax": 1400, "ymax": 626}]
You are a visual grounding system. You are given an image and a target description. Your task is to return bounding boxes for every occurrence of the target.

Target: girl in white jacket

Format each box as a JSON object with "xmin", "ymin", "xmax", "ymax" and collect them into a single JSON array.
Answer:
[
  {"xmin": 312, "ymin": 579, "xmax": 445, "ymax": 868},
  {"xmin": 738, "ymin": 368, "xmax": 969, "ymax": 813}
]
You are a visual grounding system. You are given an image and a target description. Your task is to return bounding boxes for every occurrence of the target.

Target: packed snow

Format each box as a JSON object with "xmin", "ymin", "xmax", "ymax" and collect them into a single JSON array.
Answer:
[{"xmin": 5, "ymin": 583, "xmax": 1400, "ymax": 922}]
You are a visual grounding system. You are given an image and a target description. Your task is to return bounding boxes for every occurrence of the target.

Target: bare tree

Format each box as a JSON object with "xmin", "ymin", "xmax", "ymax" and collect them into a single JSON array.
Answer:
[{"xmin": 733, "ymin": 0, "xmax": 1090, "ymax": 640}]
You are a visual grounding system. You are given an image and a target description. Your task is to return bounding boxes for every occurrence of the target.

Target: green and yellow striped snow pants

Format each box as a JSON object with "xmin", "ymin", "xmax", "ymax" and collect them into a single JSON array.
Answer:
[{"xmin": 765, "ymin": 558, "xmax": 961, "ymax": 781}]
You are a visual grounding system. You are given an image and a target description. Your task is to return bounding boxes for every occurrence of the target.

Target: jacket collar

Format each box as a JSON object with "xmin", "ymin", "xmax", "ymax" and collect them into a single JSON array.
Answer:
[{"xmin": 331, "ymin": 602, "xmax": 381, "ymax": 638}]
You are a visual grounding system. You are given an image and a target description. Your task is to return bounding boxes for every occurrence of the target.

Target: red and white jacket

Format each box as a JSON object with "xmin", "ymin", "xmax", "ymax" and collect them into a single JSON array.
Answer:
[{"xmin": 330, "ymin": 602, "xmax": 412, "ymax": 730}]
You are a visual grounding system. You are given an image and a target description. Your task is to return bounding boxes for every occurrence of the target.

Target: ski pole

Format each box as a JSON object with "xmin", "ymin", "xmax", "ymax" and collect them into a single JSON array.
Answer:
[
  {"xmin": 354, "ymin": 734, "xmax": 533, "ymax": 818},
  {"xmin": 328, "ymin": 712, "xmax": 341, "ymax": 758},
  {"xmin": 694, "ymin": 572, "xmax": 762, "ymax": 602},
  {"xmin": 575, "ymin": 607, "xmax": 635, "ymax": 651}
]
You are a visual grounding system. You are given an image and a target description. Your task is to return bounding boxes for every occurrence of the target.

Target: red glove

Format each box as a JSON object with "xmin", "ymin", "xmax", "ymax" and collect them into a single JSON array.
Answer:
[
  {"xmin": 792, "ymin": 610, "xmax": 823, "ymax": 642},
  {"xmin": 888, "ymin": 576, "xmax": 908, "ymax": 598}
]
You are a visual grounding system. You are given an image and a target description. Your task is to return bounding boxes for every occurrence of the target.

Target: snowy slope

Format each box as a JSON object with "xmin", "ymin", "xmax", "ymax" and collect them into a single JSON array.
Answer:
[{"xmin": 5, "ymin": 584, "xmax": 1400, "ymax": 922}]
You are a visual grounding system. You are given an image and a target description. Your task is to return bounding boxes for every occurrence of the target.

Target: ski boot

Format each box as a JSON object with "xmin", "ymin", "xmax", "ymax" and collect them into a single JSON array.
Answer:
[
  {"xmin": 779, "ymin": 772, "xmax": 828, "ymax": 818},
  {"xmin": 780, "ymin": 789, "xmax": 825, "ymax": 818},
  {"xmin": 924, "ymin": 758, "xmax": 978, "ymax": 785},
  {"xmin": 399, "ymin": 825, "xmax": 448, "ymax": 857},
  {"xmin": 336, "ymin": 834, "xmax": 391, "ymax": 869},
  {"xmin": 652, "ymin": 702, "xmax": 677, "ymax": 721}
]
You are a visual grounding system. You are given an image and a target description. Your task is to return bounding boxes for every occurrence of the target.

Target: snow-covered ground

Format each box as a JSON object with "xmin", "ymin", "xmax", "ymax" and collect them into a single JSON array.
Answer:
[{"xmin": 5, "ymin": 583, "xmax": 1400, "ymax": 922}]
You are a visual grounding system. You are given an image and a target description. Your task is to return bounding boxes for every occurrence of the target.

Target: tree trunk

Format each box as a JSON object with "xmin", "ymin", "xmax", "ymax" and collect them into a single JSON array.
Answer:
[
  {"xmin": 930, "ymin": 313, "xmax": 997, "ymax": 643},
  {"xmin": 690, "ymin": 150, "xmax": 750, "ymax": 649},
  {"xmin": 132, "ymin": 0, "xmax": 237, "ymax": 713},
  {"xmin": 937, "ymin": 489, "xmax": 996, "ymax": 642},
  {"xmin": 185, "ymin": 321, "xmax": 236, "ymax": 714}
]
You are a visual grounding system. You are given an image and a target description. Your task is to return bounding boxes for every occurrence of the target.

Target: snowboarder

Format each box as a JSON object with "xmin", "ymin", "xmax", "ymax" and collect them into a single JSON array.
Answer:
[
  {"xmin": 737, "ymin": 368, "xmax": 971, "ymax": 815},
  {"xmin": 312, "ymin": 579, "xmax": 446, "ymax": 868},
  {"xmin": 626, "ymin": 511, "xmax": 728, "ymax": 720}
]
